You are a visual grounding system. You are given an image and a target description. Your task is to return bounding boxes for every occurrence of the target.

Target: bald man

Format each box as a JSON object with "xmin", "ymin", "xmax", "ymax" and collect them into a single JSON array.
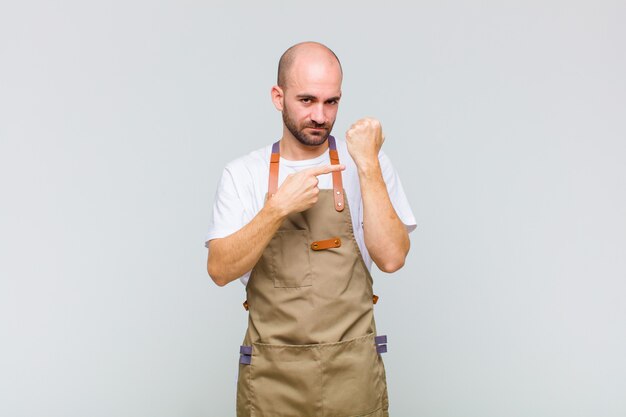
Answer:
[{"xmin": 205, "ymin": 42, "xmax": 416, "ymax": 417}]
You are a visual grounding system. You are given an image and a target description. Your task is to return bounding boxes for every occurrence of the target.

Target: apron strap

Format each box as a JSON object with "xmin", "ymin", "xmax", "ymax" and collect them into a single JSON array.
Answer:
[
  {"xmin": 267, "ymin": 141, "xmax": 280, "ymax": 198},
  {"xmin": 240, "ymin": 345, "xmax": 252, "ymax": 365},
  {"xmin": 375, "ymin": 335, "xmax": 388, "ymax": 354},
  {"xmin": 328, "ymin": 136, "xmax": 345, "ymax": 212},
  {"xmin": 267, "ymin": 136, "xmax": 344, "ymax": 212}
]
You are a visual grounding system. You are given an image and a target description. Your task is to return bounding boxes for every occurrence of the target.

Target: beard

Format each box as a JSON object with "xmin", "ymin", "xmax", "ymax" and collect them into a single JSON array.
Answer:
[{"xmin": 282, "ymin": 103, "xmax": 334, "ymax": 147}]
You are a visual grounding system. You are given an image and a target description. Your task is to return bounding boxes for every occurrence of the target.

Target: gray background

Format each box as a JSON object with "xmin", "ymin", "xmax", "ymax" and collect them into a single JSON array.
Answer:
[{"xmin": 1, "ymin": 1, "xmax": 625, "ymax": 416}]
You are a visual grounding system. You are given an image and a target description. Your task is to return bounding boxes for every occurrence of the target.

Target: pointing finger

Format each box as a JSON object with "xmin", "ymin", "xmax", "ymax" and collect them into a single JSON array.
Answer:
[{"xmin": 305, "ymin": 164, "xmax": 346, "ymax": 177}]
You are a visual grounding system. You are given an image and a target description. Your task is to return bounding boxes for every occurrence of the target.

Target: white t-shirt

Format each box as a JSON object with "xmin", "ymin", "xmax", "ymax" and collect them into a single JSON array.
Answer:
[{"xmin": 205, "ymin": 137, "xmax": 417, "ymax": 285}]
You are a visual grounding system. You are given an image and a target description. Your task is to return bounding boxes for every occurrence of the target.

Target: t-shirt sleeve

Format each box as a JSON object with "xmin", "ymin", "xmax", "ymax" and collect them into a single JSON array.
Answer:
[
  {"xmin": 204, "ymin": 166, "xmax": 248, "ymax": 247},
  {"xmin": 379, "ymin": 150, "xmax": 417, "ymax": 233},
  {"xmin": 204, "ymin": 166, "xmax": 254, "ymax": 285}
]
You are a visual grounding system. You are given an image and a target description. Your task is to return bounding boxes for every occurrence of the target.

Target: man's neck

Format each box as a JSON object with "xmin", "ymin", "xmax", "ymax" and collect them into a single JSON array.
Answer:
[{"xmin": 279, "ymin": 133, "xmax": 329, "ymax": 161}]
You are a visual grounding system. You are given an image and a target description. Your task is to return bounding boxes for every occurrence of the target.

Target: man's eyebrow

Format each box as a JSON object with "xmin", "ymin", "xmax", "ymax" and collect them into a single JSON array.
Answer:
[{"xmin": 294, "ymin": 94, "xmax": 342, "ymax": 101}]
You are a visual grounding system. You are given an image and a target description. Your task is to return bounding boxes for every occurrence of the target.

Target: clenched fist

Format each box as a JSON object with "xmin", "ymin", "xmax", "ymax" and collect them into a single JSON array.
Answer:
[{"xmin": 345, "ymin": 117, "xmax": 385, "ymax": 169}]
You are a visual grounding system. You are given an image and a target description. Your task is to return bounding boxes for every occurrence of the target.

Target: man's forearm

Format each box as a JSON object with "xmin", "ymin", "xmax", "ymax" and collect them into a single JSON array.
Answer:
[
  {"xmin": 358, "ymin": 161, "xmax": 410, "ymax": 273},
  {"xmin": 207, "ymin": 203, "xmax": 286, "ymax": 286}
]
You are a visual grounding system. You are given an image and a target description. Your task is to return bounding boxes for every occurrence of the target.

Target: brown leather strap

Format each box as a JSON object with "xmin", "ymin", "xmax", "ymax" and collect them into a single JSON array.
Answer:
[
  {"xmin": 243, "ymin": 300, "xmax": 249, "ymax": 311},
  {"xmin": 311, "ymin": 237, "xmax": 341, "ymax": 251},
  {"xmin": 328, "ymin": 137, "xmax": 345, "ymax": 212},
  {"xmin": 373, "ymin": 294, "xmax": 379, "ymax": 305},
  {"xmin": 267, "ymin": 141, "xmax": 280, "ymax": 198}
]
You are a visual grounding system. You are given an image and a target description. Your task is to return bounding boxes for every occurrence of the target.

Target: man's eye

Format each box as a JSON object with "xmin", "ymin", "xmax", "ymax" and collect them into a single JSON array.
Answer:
[{"xmin": 301, "ymin": 98, "xmax": 311, "ymax": 103}]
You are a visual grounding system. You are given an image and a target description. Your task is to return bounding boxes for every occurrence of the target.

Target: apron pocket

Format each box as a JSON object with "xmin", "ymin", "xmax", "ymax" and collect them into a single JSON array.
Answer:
[
  {"xmin": 320, "ymin": 333, "xmax": 385, "ymax": 417},
  {"xmin": 266, "ymin": 229, "xmax": 313, "ymax": 288},
  {"xmin": 250, "ymin": 343, "xmax": 323, "ymax": 417}
]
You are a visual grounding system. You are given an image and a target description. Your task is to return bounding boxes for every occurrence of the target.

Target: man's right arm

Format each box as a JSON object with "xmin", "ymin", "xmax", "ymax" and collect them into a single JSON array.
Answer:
[
  {"xmin": 207, "ymin": 163, "xmax": 345, "ymax": 286},
  {"xmin": 207, "ymin": 200, "xmax": 285, "ymax": 286}
]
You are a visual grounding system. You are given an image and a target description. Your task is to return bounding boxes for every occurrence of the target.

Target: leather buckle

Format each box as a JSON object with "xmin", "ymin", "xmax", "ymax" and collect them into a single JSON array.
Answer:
[{"xmin": 311, "ymin": 237, "xmax": 341, "ymax": 251}]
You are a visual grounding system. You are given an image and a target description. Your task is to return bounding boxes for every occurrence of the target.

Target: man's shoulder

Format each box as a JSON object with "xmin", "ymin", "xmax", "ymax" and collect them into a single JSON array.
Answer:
[{"xmin": 223, "ymin": 143, "xmax": 272, "ymax": 177}]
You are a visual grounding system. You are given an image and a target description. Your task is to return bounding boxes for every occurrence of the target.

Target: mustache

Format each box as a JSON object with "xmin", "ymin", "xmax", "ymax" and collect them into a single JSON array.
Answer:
[{"xmin": 304, "ymin": 123, "xmax": 330, "ymax": 129}]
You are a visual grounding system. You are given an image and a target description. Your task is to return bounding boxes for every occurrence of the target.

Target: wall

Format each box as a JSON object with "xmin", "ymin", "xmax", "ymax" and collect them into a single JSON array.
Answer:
[{"xmin": 1, "ymin": 1, "xmax": 625, "ymax": 416}]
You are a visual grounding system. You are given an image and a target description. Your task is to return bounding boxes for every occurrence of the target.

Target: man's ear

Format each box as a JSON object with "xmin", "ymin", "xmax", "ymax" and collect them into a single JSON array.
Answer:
[{"xmin": 271, "ymin": 85, "xmax": 284, "ymax": 111}]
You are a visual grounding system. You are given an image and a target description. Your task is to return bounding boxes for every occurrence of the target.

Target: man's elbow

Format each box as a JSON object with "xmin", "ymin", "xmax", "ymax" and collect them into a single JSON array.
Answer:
[
  {"xmin": 207, "ymin": 257, "xmax": 229, "ymax": 287},
  {"xmin": 378, "ymin": 258, "xmax": 406, "ymax": 273},
  {"xmin": 376, "ymin": 240, "xmax": 410, "ymax": 273}
]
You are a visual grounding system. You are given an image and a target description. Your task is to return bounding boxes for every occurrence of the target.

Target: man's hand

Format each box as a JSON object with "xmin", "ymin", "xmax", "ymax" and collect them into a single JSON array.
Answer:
[
  {"xmin": 268, "ymin": 164, "xmax": 346, "ymax": 215},
  {"xmin": 345, "ymin": 117, "xmax": 385, "ymax": 169}
]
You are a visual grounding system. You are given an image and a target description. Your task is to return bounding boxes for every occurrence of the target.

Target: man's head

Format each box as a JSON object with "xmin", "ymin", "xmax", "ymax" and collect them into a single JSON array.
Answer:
[{"xmin": 271, "ymin": 42, "xmax": 343, "ymax": 147}]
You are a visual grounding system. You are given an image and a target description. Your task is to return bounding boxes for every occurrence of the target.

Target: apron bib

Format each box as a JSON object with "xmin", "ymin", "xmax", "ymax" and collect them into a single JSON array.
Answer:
[{"xmin": 236, "ymin": 136, "xmax": 389, "ymax": 417}]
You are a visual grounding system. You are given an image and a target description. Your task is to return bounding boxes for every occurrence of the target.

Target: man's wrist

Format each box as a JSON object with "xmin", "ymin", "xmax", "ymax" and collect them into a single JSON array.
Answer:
[
  {"xmin": 356, "ymin": 158, "xmax": 382, "ymax": 179},
  {"xmin": 264, "ymin": 196, "xmax": 290, "ymax": 221}
]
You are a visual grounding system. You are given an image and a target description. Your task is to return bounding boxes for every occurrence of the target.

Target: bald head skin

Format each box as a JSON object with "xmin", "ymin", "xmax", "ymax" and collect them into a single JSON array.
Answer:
[{"xmin": 277, "ymin": 42, "xmax": 343, "ymax": 90}]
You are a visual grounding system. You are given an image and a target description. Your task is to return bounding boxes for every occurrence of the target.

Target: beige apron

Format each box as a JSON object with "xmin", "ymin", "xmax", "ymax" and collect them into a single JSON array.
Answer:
[{"xmin": 236, "ymin": 136, "xmax": 389, "ymax": 417}]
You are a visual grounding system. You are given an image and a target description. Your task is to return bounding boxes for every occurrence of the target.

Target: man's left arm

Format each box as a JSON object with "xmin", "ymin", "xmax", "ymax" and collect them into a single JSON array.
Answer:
[{"xmin": 346, "ymin": 117, "xmax": 410, "ymax": 273}]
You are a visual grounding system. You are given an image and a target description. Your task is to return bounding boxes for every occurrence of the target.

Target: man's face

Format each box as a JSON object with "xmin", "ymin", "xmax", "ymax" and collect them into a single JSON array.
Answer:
[{"xmin": 280, "ymin": 59, "xmax": 342, "ymax": 147}]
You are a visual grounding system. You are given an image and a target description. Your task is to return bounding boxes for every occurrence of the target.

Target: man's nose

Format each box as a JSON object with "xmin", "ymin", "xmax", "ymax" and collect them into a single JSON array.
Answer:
[{"xmin": 310, "ymin": 104, "xmax": 326, "ymax": 125}]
